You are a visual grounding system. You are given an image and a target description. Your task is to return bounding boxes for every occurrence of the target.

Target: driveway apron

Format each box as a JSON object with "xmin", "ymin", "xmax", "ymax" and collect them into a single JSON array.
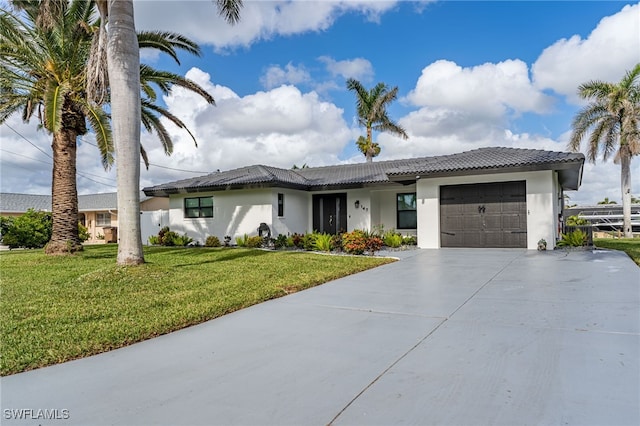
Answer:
[{"xmin": 2, "ymin": 248, "xmax": 638, "ymax": 425}]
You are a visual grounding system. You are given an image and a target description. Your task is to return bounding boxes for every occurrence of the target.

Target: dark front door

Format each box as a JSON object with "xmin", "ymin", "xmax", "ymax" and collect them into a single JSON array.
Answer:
[
  {"xmin": 440, "ymin": 181, "xmax": 527, "ymax": 248},
  {"xmin": 313, "ymin": 194, "xmax": 347, "ymax": 234}
]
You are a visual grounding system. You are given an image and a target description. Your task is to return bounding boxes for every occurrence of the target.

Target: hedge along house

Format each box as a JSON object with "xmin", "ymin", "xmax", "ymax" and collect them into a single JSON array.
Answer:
[{"xmin": 142, "ymin": 147, "xmax": 584, "ymax": 249}]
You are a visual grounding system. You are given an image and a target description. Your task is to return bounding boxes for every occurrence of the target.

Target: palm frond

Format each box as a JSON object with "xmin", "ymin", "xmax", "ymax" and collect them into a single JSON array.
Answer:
[
  {"xmin": 140, "ymin": 144, "xmax": 150, "ymax": 170},
  {"xmin": 142, "ymin": 99, "xmax": 197, "ymax": 147},
  {"xmin": 83, "ymin": 102, "xmax": 114, "ymax": 169},
  {"xmin": 140, "ymin": 66, "xmax": 215, "ymax": 104},
  {"xmin": 43, "ymin": 80, "xmax": 69, "ymax": 132},
  {"xmin": 141, "ymin": 106, "xmax": 174, "ymax": 156},
  {"xmin": 138, "ymin": 31, "xmax": 201, "ymax": 64},
  {"xmin": 216, "ymin": 0, "xmax": 243, "ymax": 25}
]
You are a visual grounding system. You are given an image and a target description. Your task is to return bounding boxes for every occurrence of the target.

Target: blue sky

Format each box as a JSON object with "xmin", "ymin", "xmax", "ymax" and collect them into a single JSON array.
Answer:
[{"xmin": 1, "ymin": 0, "xmax": 639, "ymax": 205}]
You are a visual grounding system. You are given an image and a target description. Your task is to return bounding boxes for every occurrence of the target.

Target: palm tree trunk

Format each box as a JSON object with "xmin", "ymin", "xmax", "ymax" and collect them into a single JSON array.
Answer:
[
  {"xmin": 620, "ymin": 151, "xmax": 633, "ymax": 238},
  {"xmin": 366, "ymin": 126, "xmax": 373, "ymax": 163},
  {"xmin": 106, "ymin": 0, "xmax": 144, "ymax": 265},
  {"xmin": 45, "ymin": 129, "xmax": 82, "ymax": 254}
]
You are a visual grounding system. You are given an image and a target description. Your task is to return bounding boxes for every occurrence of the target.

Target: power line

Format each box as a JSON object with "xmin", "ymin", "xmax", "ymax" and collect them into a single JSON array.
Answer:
[
  {"xmin": 0, "ymin": 131, "xmax": 118, "ymax": 188},
  {"xmin": 79, "ymin": 136, "xmax": 212, "ymax": 174},
  {"xmin": 0, "ymin": 148, "xmax": 50, "ymax": 165},
  {"xmin": 3, "ymin": 123, "xmax": 53, "ymax": 160},
  {"xmin": 1, "ymin": 149, "xmax": 118, "ymax": 188}
]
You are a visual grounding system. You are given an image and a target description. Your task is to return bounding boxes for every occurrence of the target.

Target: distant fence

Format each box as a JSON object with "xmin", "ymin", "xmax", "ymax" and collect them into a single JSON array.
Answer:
[{"xmin": 563, "ymin": 225, "xmax": 594, "ymax": 246}]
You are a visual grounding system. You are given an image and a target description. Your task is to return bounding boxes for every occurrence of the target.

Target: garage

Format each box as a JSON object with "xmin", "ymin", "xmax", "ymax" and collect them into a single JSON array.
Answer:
[{"xmin": 440, "ymin": 181, "xmax": 527, "ymax": 248}]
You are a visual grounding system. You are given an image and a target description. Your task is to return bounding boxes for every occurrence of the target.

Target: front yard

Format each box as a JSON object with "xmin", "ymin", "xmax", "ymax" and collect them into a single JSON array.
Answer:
[
  {"xmin": 0, "ymin": 245, "xmax": 394, "ymax": 376},
  {"xmin": 593, "ymin": 238, "xmax": 640, "ymax": 266}
]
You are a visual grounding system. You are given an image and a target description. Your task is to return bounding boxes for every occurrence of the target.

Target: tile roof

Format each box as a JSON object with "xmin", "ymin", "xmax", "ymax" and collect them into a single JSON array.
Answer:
[
  {"xmin": 142, "ymin": 147, "xmax": 585, "ymax": 195},
  {"xmin": 385, "ymin": 147, "xmax": 585, "ymax": 176},
  {"xmin": 0, "ymin": 193, "xmax": 51, "ymax": 213},
  {"xmin": 0, "ymin": 192, "xmax": 152, "ymax": 213}
]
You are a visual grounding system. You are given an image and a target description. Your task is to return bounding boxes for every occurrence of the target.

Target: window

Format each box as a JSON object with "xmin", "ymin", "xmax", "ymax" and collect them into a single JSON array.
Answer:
[
  {"xmin": 397, "ymin": 193, "xmax": 417, "ymax": 229},
  {"xmin": 184, "ymin": 197, "xmax": 213, "ymax": 218},
  {"xmin": 96, "ymin": 212, "xmax": 111, "ymax": 227},
  {"xmin": 277, "ymin": 193, "xmax": 284, "ymax": 217}
]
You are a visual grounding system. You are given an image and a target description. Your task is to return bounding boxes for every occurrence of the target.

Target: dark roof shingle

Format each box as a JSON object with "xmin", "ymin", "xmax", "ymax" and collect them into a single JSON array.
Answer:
[{"xmin": 143, "ymin": 147, "xmax": 585, "ymax": 195}]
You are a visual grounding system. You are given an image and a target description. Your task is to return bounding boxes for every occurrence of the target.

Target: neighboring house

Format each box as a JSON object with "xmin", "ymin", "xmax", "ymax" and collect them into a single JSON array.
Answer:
[
  {"xmin": 0, "ymin": 192, "xmax": 169, "ymax": 244},
  {"xmin": 143, "ymin": 147, "xmax": 585, "ymax": 250},
  {"xmin": 564, "ymin": 204, "xmax": 640, "ymax": 232}
]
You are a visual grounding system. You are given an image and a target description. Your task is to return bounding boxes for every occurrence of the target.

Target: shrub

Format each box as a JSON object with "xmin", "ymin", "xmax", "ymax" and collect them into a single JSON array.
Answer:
[
  {"xmin": 366, "ymin": 236, "xmax": 384, "ymax": 254},
  {"xmin": 161, "ymin": 230, "xmax": 180, "ymax": 246},
  {"xmin": 383, "ymin": 232, "xmax": 403, "ymax": 248},
  {"xmin": 151, "ymin": 227, "xmax": 192, "ymax": 246},
  {"xmin": 402, "ymin": 235, "xmax": 417, "ymax": 246},
  {"xmin": 330, "ymin": 233, "xmax": 343, "ymax": 252},
  {"xmin": 172, "ymin": 233, "xmax": 193, "ymax": 247},
  {"xmin": 78, "ymin": 222, "xmax": 90, "ymax": 242},
  {"xmin": 371, "ymin": 224, "xmax": 386, "ymax": 237},
  {"xmin": 205, "ymin": 236, "xmax": 221, "ymax": 247},
  {"xmin": 236, "ymin": 234, "xmax": 249, "ymax": 247},
  {"xmin": 291, "ymin": 233, "xmax": 305, "ymax": 249},
  {"xmin": 313, "ymin": 233, "xmax": 333, "ymax": 252},
  {"xmin": 246, "ymin": 235, "xmax": 263, "ymax": 248},
  {"xmin": 342, "ymin": 230, "xmax": 368, "ymax": 255},
  {"xmin": 566, "ymin": 215, "xmax": 589, "ymax": 227},
  {"xmin": 1, "ymin": 209, "xmax": 52, "ymax": 248},
  {"xmin": 557, "ymin": 229, "xmax": 588, "ymax": 247},
  {"xmin": 274, "ymin": 234, "xmax": 288, "ymax": 249},
  {"xmin": 302, "ymin": 233, "xmax": 317, "ymax": 251}
]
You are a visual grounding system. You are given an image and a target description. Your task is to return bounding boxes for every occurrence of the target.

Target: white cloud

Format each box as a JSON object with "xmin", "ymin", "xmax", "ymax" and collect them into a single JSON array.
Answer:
[
  {"xmin": 405, "ymin": 59, "xmax": 555, "ymax": 118},
  {"xmin": 318, "ymin": 56, "xmax": 374, "ymax": 82},
  {"xmin": 133, "ymin": 1, "xmax": 403, "ymax": 51},
  {"xmin": 260, "ymin": 62, "xmax": 311, "ymax": 89},
  {"xmin": 532, "ymin": 3, "xmax": 640, "ymax": 102},
  {"xmin": 136, "ymin": 67, "xmax": 352, "ymax": 189}
]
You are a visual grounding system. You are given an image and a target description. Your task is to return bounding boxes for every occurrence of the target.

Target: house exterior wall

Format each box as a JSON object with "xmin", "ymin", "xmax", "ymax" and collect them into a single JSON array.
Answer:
[
  {"xmin": 346, "ymin": 189, "xmax": 372, "ymax": 232},
  {"xmin": 370, "ymin": 186, "xmax": 418, "ymax": 236},
  {"xmin": 270, "ymin": 189, "xmax": 309, "ymax": 236},
  {"xmin": 141, "ymin": 197, "xmax": 169, "ymax": 211},
  {"xmin": 81, "ymin": 211, "xmax": 117, "ymax": 243},
  {"xmin": 168, "ymin": 189, "xmax": 270, "ymax": 244},
  {"xmin": 416, "ymin": 170, "xmax": 559, "ymax": 250},
  {"xmin": 168, "ymin": 185, "xmax": 419, "ymax": 242}
]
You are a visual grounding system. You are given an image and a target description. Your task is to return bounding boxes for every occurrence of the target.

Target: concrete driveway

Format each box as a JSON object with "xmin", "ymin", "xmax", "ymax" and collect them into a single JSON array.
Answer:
[{"xmin": 2, "ymin": 248, "xmax": 639, "ymax": 425}]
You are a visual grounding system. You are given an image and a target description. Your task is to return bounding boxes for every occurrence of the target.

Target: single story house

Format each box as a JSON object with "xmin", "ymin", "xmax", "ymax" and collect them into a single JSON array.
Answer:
[
  {"xmin": 142, "ymin": 147, "xmax": 585, "ymax": 250},
  {"xmin": 0, "ymin": 192, "xmax": 169, "ymax": 244}
]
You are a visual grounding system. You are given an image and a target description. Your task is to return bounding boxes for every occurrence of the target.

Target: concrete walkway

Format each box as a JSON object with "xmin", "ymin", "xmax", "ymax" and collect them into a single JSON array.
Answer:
[{"xmin": 2, "ymin": 249, "xmax": 639, "ymax": 425}]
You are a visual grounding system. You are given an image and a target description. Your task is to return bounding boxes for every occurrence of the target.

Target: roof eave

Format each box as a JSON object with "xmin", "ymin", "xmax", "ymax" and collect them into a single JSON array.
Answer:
[
  {"xmin": 388, "ymin": 161, "xmax": 585, "ymax": 188},
  {"xmin": 143, "ymin": 181, "xmax": 309, "ymax": 196}
]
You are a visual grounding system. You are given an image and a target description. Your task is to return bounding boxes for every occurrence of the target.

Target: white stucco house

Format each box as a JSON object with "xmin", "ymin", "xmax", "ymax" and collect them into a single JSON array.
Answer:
[{"xmin": 142, "ymin": 147, "xmax": 585, "ymax": 250}]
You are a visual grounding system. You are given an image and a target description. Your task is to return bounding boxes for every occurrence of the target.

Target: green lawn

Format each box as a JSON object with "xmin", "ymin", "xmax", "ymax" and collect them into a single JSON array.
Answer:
[
  {"xmin": 0, "ymin": 245, "xmax": 394, "ymax": 376},
  {"xmin": 593, "ymin": 238, "xmax": 640, "ymax": 266}
]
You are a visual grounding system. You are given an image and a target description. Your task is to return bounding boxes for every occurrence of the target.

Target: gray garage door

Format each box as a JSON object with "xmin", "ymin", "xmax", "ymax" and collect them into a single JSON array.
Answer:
[{"xmin": 440, "ymin": 181, "xmax": 527, "ymax": 248}]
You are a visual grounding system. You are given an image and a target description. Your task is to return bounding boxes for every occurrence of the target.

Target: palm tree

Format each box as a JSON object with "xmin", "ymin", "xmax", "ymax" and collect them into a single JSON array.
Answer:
[
  {"xmin": 1, "ymin": 1, "xmax": 105, "ymax": 254},
  {"xmin": 98, "ymin": 0, "xmax": 242, "ymax": 265},
  {"xmin": 597, "ymin": 197, "xmax": 617, "ymax": 205},
  {"xmin": 346, "ymin": 78, "xmax": 408, "ymax": 163},
  {"xmin": 355, "ymin": 135, "xmax": 381, "ymax": 161},
  {"xmin": 569, "ymin": 64, "xmax": 640, "ymax": 238},
  {"xmin": 0, "ymin": 0, "xmax": 216, "ymax": 256}
]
